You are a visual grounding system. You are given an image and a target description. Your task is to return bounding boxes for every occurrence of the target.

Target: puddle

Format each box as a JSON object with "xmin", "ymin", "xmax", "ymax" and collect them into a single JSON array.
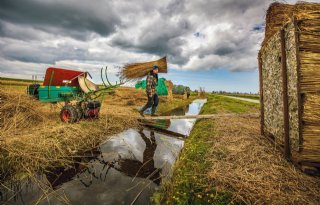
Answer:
[{"xmin": 0, "ymin": 99, "xmax": 206, "ymax": 205}]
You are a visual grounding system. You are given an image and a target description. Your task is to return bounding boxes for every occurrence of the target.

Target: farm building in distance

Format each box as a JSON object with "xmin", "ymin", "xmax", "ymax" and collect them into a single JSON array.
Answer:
[{"xmin": 259, "ymin": 2, "xmax": 320, "ymax": 172}]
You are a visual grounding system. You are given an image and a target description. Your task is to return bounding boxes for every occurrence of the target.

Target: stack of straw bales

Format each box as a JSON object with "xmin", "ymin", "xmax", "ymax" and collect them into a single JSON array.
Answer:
[
  {"xmin": 259, "ymin": 2, "xmax": 320, "ymax": 169},
  {"xmin": 120, "ymin": 57, "xmax": 167, "ymax": 80}
]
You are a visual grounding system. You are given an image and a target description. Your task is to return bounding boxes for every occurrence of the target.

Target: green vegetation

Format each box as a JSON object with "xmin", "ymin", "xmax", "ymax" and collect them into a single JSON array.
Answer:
[
  {"xmin": 157, "ymin": 94, "xmax": 197, "ymax": 114},
  {"xmin": 224, "ymin": 93, "xmax": 260, "ymax": 100},
  {"xmin": 156, "ymin": 94, "xmax": 259, "ymax": 204},
  {"xmin": 201, "ymin": 95, "xmax": 259, "ymax": 114},
  {"xmin": 0, "ymin": 77, "xmax": 43, "ymax": 83}
]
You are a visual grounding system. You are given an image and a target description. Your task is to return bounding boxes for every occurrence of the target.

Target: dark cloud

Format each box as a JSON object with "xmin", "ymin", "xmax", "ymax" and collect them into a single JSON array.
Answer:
[
  {"xmin": 0, "ymin": 0, "xmax": 121, "ymax": 40},
  {"xmin": 0, "ymin": 0, "xmax": 286, "ymax": 77},
  {"xmin": 2, "ymin": 45, "xmax": 87, "ymax": 64},
  {"xmin": 111, "ymin": 17, "xmax": 191, "ymax": 64}
]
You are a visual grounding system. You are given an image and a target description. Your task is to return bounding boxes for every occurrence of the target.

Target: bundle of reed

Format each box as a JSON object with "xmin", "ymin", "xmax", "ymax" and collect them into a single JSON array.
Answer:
[
  {"xmin": 263, "ymin": 2, "xmax": 320, "ymax": 45},
  {"xmin": 264, "ymin": 3, "xmax": 294, "ymax": 44},
  {"xmin": 120, "ymin": 56, "xmax": 167, "ymax": 80},
  {"xmin": 302, "ymin": 94, "xmax": 320, "ymax": 124},
  {"xmin": 165, "ymin": 80, "xmax": 173, "ymax": 100},
  {"xmin": 301, "ymin": 124, "xmax": 320, "ymax": 162},
  {"xmin": 294, "ymin": 2, "xmax": 320, "ymax": 20},
  {"xmin": 296, "ymin": 3, "xmax": 320, "ymax": 93}
]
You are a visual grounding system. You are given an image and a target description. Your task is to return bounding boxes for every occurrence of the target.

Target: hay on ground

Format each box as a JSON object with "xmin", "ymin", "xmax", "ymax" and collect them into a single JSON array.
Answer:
[
  {"xmin": 0, "ymin": 90, "xmax": 47, "ymax": 135},
  {"xmin": 207, "ymin": 117, "xmax": 320, "ymax": 205},
  {"xmin": 0, "ymin": 89, "xmax": 139, "ymax": 182}
]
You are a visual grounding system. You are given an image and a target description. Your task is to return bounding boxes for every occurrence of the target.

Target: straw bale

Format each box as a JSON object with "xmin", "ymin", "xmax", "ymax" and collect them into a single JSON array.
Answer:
[
  {"xmin": 260, "ymin": 31, "xmax": 285, "ymax": 145},
  {"xmin": 120, "ymin": 56, "xmax": 167, "ymax": 80}
]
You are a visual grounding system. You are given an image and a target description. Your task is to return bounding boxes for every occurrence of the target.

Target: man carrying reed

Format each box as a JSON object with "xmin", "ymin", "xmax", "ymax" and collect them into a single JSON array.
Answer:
[{"xmin": 139, "ymin": 65, "xmax": 159, "ymax": 116}]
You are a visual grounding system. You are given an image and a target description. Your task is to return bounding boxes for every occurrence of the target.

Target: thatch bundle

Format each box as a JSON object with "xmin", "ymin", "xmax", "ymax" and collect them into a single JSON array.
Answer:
[
  {"xmin": 265, "ymin": 3, "xmax": 294, "ymax": 42},
  {"xmin": 165, "ymin": 80, "xmax": 173, "ymax": 100},
  {"xmin": 264, "ymin": 2, "xmax": 320, "ymax": 45},
  {"xmin": 120, "ymin": 56, "xmax": 167, "ymax": 80},
  {"xmin": 303, "ymin": 94, "xmax": 320, "ymax": 124}
]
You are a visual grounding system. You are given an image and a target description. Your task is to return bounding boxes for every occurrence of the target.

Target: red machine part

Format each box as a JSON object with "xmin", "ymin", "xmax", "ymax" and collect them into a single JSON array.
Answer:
[
  {"xmin": 43, "ymin": 67, "xmax": 85, "ymax": 86},
  {"xmin": 86, "ymin": 108, "xmax": 100, "ymax": 118}
]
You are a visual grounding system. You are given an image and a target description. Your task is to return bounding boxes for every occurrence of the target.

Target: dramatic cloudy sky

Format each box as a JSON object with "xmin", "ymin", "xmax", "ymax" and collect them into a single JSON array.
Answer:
[{"xmin": 0, "ymin": 0, "xmax": 318, "ymax": 92}]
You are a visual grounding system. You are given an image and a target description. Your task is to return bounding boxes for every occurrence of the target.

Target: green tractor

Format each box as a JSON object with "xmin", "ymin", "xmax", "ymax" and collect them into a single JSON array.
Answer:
[{"xmin": 27, "ymin": 67, "xmax": 123, "ymax": 123}]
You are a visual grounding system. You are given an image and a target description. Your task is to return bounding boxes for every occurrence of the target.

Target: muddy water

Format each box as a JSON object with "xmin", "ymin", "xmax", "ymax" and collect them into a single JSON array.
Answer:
[{"xmin": 1, "ymin": 99, "xmax": 206, "ymax": 205}]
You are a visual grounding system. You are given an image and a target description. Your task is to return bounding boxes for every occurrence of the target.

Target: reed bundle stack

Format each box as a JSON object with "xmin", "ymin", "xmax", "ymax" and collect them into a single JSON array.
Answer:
[{"xmin": 259, "ymin": 2, "xmax": 320, "ymax": 171}]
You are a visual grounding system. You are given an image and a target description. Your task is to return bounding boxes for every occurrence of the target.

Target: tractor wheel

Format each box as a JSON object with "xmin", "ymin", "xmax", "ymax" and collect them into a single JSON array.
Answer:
[
  {"xmin": 60, "ymin": 105, "xmax": 77, "ymax": 123},
  {"xmin": 75, "ymin": 106, "xmax": 83, "ymax": 121}
]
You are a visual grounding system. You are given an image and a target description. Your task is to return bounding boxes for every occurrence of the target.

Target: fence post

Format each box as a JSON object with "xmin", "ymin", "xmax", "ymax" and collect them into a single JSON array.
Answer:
[
  {"xmin": 280, "ymin": 28, "xmax": 291, "ymax": 160},
  {"xmin": 258, "ymin": 52, "xmax": 264, "ymax": 136}
]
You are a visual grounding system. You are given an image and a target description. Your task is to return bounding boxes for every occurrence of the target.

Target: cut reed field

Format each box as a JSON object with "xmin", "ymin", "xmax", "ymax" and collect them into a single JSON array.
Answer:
[{"xmin": 0, "ymin": 88, "xmax": 139, "ymax": 182}]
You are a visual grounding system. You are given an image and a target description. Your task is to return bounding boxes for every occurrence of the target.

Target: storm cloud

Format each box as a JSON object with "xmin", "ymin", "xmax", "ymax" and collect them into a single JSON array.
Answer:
[{"xmin": 0, "ymin": 0, "xmax": 306, "ymax": 80}]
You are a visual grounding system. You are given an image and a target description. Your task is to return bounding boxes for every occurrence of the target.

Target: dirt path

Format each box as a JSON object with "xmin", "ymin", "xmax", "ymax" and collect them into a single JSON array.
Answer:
[{"xmin": 223, "ymin": 95, "xmax": 260, "ymax": 103}]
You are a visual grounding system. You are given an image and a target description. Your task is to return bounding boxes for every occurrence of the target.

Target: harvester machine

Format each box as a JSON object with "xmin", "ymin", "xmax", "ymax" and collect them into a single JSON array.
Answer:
[{"xmin": 27, "ymin": 67, "xmax": 123, "ymax": 123}]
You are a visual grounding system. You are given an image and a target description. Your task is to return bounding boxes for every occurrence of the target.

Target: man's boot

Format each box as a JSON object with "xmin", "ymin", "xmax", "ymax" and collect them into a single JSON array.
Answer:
[
  {"xmin": 151, "ymin": 106, "xmax": 158, "ymax": 116},
  {"xmin": 139, "ymin": 107, "xmax": 146, "ymax": 117}
]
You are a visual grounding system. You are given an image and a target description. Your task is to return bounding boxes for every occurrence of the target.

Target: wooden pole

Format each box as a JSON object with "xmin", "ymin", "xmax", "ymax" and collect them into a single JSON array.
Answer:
[
  {"xmin": 280, "ymin": 28, "xmax": 291, "ymax": 160},
  {"xmin": 258, "ymin": 52, "xmax": 265, "ymax": 136},
  {"xmin": 140, "ymin": 113, "xmax": 259, "ymax": 120},
  {"xmin": 294, "ymin": 18, "xmax": 303, "ymax": 151}
]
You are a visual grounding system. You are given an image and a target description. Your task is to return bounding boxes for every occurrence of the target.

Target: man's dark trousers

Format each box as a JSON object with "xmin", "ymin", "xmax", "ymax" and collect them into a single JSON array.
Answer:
[{"xmin": 141, "ymin": 94, "xmax": 159, "ymax": 114}]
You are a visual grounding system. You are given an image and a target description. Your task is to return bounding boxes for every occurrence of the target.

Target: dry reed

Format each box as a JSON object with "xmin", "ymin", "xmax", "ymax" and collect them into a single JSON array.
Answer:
[
  {"xmin": 264, "ymin": 2, "xmax": 320, "ymax": 42},
  {"xmin": 0, "ymin": 89, "xmax": 139, "ymax": 182},
  {"xmin": 120, "ymin": 56, "xmax": 167, "ymax": 80},
  {"xmin": 207, "ymin": 117, "xmax": 320, "ymax": 204},
  {"xmin": 0, "ymin": 90, "xmax": 47, "ymax": 135}
]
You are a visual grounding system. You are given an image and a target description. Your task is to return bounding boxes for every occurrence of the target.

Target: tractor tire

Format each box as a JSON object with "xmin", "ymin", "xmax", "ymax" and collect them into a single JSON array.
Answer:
[
  {"xmin": 60, "ymin": 105, "xmax": 78, "ymax": 123},
  {"xmin": 75, "ymin": 106, "xmax": 83, "ymax": 121}
]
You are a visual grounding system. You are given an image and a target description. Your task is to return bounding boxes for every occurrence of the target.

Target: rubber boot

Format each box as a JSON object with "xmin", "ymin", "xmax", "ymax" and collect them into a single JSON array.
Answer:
[
  {"xmin": 139, "ymin": 108, "xmax": 145, "ymax": 117},
  {"xmin": 139, "ymin": 105, "xmax": 149, "ymax": 117},
  {"xmin": 151, "ymin": 106, "xmax": 158, "ymax": 116}
]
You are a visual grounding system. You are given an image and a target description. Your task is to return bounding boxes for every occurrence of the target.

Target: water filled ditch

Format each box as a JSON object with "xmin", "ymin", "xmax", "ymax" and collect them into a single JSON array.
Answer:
[{"xmin": 1, "ymin": 99, "xmax": 206, "ymax": 205}]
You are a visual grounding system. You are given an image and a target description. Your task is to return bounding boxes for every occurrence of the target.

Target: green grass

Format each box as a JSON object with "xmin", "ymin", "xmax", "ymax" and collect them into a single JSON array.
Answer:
[
  {"xmin": 156, "ymin": 94, "xmax": 259, "ymax": 204},
  {"xmin": 157, "ymin": 94, "xmax": 197, "ymax": 114},
  {"xmin": 201, "ymin": 94, "xmax": 259, "ymax": 114},
  {"xmin": 0, "ymin": 77, "xmax": 43, "ymax": 83},
  {"xmin": 224, "ymin": 93, "xmax": 260, "ymax": 100}
]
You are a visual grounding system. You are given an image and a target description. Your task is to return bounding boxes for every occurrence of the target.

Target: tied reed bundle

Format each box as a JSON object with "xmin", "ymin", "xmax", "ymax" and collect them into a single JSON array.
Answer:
[
  {"xmin": 120, "ymin": 56, "xmax": 167, "ymax": 80},
  {"xmin": 265, "ymin": 3, "xmax": 294, "ymax": 42},
  {"xmin": 263, "ymin": 2, "xmax": 320, "ymax": 46},
  {"xmin": 165, "ymin": 80, "xmax": 173, "ymax": 100}
]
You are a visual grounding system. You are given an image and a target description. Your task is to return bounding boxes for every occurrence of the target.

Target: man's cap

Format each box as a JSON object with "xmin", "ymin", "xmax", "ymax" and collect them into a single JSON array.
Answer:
[{"xmin": 153, "ymin": 65, "xmax": 159, "ymax": 70}]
